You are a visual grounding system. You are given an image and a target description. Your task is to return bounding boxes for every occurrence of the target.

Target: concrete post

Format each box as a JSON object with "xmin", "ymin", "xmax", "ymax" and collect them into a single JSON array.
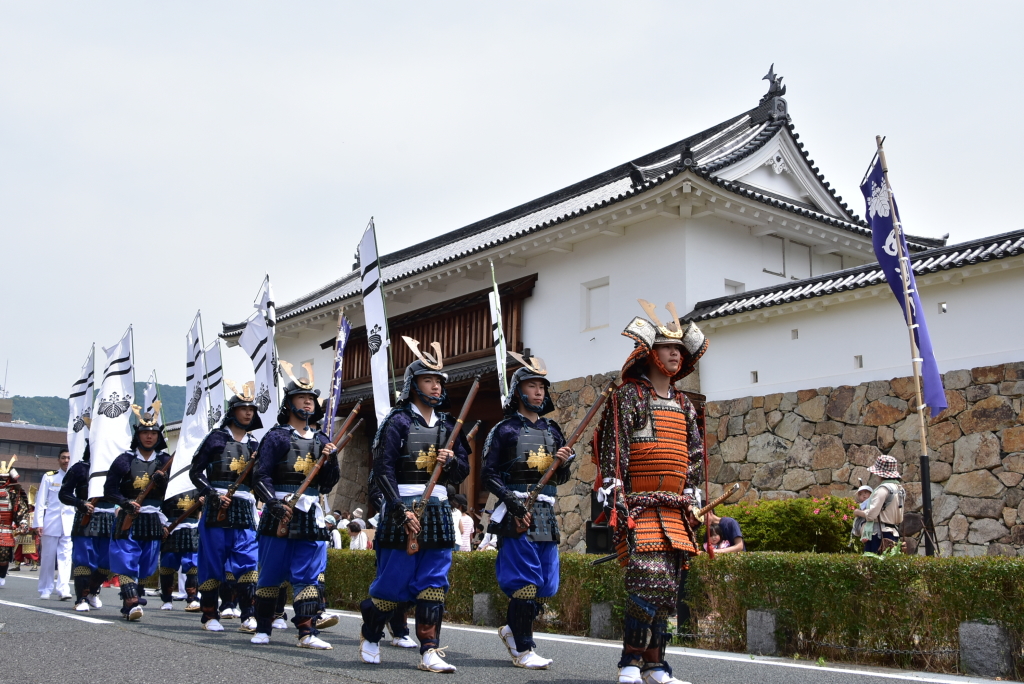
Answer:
[
  {"xmin": 473, "ymin": 592, "xmax": 499, "ymax": 627},
  {"xmin": 746, "ymin": 609, "xmax": 780, "ymax": 656},
  {"xmin": 959, "ymin": 621, "xmax": 1015, "ymax": 678},
  {"xmin": 590, "ymin": 601, "xmax": 615, "ymax": 640}
]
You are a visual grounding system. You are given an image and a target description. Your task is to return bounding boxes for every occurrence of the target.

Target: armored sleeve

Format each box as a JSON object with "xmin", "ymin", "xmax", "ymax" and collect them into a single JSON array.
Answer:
[
  {"xmin": 440, "ymin": 417, "xmax": 471, "ymax": 487},
  {"xmin": 189, "ymin": 430, "xmax": 226, "ymax": 498},
  {"xmin": 58, "ymin": 462, "xmax": 89, "ymax": 510},
  {"xmin": 252, "ymin": 428, "xmax": 290, "ymax": 506},
  {"xmin": 681, "ymin": 394, "xmax": 704, "ymax": 489},
  {"xmin": 481, "ymin": 420, "xmax": 525, "ymax": 518},
  {"xmin": 371, "ymin": 409, "xmax": 406, "ymax": 509},
  {"xmin": 103, "ymin": 453, "xmax": 135, "ymax": 506},
  {"xmin": 597, "ymin": 383, "xmax": 642, "ymax": 492}
]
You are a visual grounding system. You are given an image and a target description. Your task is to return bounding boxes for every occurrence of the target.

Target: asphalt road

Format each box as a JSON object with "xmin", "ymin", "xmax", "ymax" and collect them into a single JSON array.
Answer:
[{"xmin": 0, "ymin": 572, "xmax": 997, "ymax": 684}]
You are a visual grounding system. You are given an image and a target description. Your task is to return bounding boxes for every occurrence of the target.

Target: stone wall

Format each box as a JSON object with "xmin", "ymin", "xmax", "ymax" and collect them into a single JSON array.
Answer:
[
  {"xmin": 328, "ymin": 426, "xmax": 372, "ymax": 516},
  {"xmin": 704, "ymin": 362, "xmax": 1024, "ymax": 557}
]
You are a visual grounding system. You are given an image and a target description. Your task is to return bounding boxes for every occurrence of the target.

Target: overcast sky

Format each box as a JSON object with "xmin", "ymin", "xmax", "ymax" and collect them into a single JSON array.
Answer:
[{"xmin": 3, "ymin": 1, "xmax": 1022, "ymax": 399}]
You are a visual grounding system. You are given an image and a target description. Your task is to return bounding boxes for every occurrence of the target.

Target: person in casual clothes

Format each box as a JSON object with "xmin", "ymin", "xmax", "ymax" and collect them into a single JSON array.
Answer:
[
  {"xmin": 348, "ymin": 521, "xmax": 368, "ymax": 550},
  {"xmin": 703, "ymin": 512, "xmax": 744, "ymax": 553},
  {"xmin": 855, "ymin": 456, "xmax": 905, "ymax": 554}
]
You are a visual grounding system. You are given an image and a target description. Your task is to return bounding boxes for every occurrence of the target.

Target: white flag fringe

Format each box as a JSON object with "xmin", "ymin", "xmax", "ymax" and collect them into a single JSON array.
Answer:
[
  {"xmin": 166, "ymin": 315, "xmax": 207, "ymax": 499},
  {"xmin": 488, "ymin": 262, "xmax": 509, "ymax": 403},
  {"xmin": 88, "ymin": 328, "xmax": 134, "ymax": 498},
  {"xmin": 204, "ymin": 340, "xmax": 225, "ymax": 430},
  {"xmin": 67, "ymin": 346, "xmax": 94, "ymax": 468},
  {"xmin": 239, "ymin": 310, "xmax": 278, "ymax": 441},
  {"xmin": 359, "ymin": 219, "xmax": 393, "ymax": 423}
]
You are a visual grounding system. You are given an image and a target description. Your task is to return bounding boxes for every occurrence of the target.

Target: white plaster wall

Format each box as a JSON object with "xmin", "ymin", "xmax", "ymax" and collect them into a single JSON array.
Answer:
[{"xmin": 698, "ymin": 267, "xmax": 1024, "ymax": 401}]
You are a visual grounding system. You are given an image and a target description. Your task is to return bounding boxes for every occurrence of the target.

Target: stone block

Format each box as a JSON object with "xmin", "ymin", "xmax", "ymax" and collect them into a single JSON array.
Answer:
[
  {"xmin": 1003, "ymin": 507, "xmax": 1017, "ymax": 528},
  {"xmin": 761, "ymin": 490, "xmax": 797, "ymax": 501},
  {"xmin": 746, "ymin": 610, "xmax": 782, "ymax": 656},
  {"xmin": 744, "ymin": 409, "xmax": 767, "ymax": 437},
  {"xmin": 720, "ymin": 435, "xmax": 749, "ymax": 463},
  {"xmin": 943, "ymin": 369, "xmax": 972, "ymax": 390},
  {"xmin": 1001, "ymin": 426, "xmax": 1024, "ymax": 453},
  {"xmin": 903, "ymin": 482, "xmax": 923, "ymax": 512},
  {"xmin": 958, "ymin": 498, "xmax": 1004, "ymax": 519},
  {"xmin": 968, "ymin": 518, "xmax": 1009, "ymax": 544},
  {"xmin": 953, "ymin": 432, "xmax": 1001, "ymax": 473},
  {"xmin": 779, "ymin": 392, "xmax": 798, "ymax": 412},
  {"xmin": 848, "ymin": 444, "xmax": 881, "ymax": 467},
  {"xmin": 1005, "ymin": 488, "xmax": 1024, "ymax": 509},
  {"xmin": 798, "ymin": 422, "xmax": 816, "ymax": 439},
  {"xmin": 944, "ymin": 470, "xmax": 1006, "ymax": 498},
  {"xmin": 766, "ymin": 410, "xmax": 783, "ymax": 429},
  {"xmin": 796, "ymin": 395, "xmax": 828, "ymax": 422},
  {"xmin": 763, "ymin": 393, "xmax": 783, "ymax": 413},
  {"xmin": 863, "ymin": 397, "xmax": 909, "ymax": 426},
  {"xmin": 706, "ymin": 401, "xmax": 729, "ymax": 418},
  {"xmin": 929, "ymin": 460, "xmax": 952, "ymax": 482},
  {"xmin": 1005, "ymin": 362, "xmax": 1024, "ymax": 381},
  {"xmin": 959, "ymin": 620, "xmax": 1016, "ymax": 678},
  {"xmin": 928, "ymin": 421, "xmax": 961, "ymax": 447},
  {"xmin": 730, "ymin": 396, "xmax": 753, "ymax": 416},
  {"xmin": 1004, "ymin": 453, "xmax": 1024, "ymax": 474},
  {"xmin": 999, "ymin": 381, "xmax": 1024, "ymax": 397},
  {"xmin": 826, "ymin": 385, "xmax": 868, "ymax": 424},
  {"xmin": 814, "ymin": 421, "xmax": 844, "ymax": 436},
  {"xmin": 577, "ymin": 461, "xmax": 598, "ymax": 483},
  {"xmin": 931, "ymin": 494, "xmax": 960, "ymax": 523},
  {"xmin": 810, "ymin": 435, "xmax": 846, "ymax": 470},
  {"xmin": 782, "ymin": 469, "xmax": 816, "ymax": 492},
  {"xmin": 937, "ymin": 443, "xmax": 954, "ymax": 463},
  {"xmin": 738, "ymin": 464, "xmax": 755, "ymax": 481},
  {"xmin": 849, "ymin": 466, "xmax": 871, "ymax": 486},
  {"xmin": 474, "ymin": 593, "xmax": 499, "ymax": 627},
  {"xmin": 966, "ymin": 384, "xmax": 997, "ymax": 402},
  {"xmin": 773, "ymin": 413, "xmax": 803, "ymax": 441},
  {"xmin": 972, "ymin": 364, "xmax": 1006, "ymax": 385},
  {"xmin": 938, "ymin": 540, "xmax": 954, "ymax": 556},
  {"xmin": 747, "ymin": 433, "xmax": 789, "ymax": 463},
  {"xmin": 948, "ymin": 514, "xmax": 969, "ymax": 541},
  {"xmin": 797, "ymin": 389, "xmax": 818, "ymax": 403},
  {"xmin": 814, "ymin": 469, "xmax": 832, "ymax": 485},
  {"xmin": 930, "ymin": 390, "xmax": 967, "ymax": 423},
  {"xmin": 988, "ymin": 543, "xmax": 1016, "ymax": 557},
  {"xmin": 890, "ymin": 376, "xmax": 917, "ymax": 401},
  {"xmin": 727, "ymin": 415, "xmax": 744, "ymax": 436},
  {"xmin": 752, "ymin": 460, "xmax": 786, "ymax": 490},
  {"xmin": 833, "ymin": 464, "xmax": 852, "ymax": 483},
  {"xmin": 865, "ymin": 380, "xmax": 891, "ymax": 402},
  {"xmin": 715, "ymin": 462, "xmax": 738, "ymax": 485},
  {"xmin": 785, "ymin": 437, "xmax": 813, "ymax": 469},
  {"xmin": 958, "ymin": 395, "xmax": 1017, "ymax": 434},
  {"xmin": 997, "ymin": 471, "xmax": 1023, "ymax": 487},
  {"xmin": 590, "ymin": 601, "xmax": 616, "ymax": 640},
  {"xmin": 935, "ymin": 525, "xmax": 949, "ymax": 542},
  {"xmin": 842, "ymin": 425, "xmax": 876, "ymax": 445},
  {"xmin": 1012, "ymin": 525, "xmax": 1024, "ymax": 545},
  {"xmin": 877, "ymin": 426, "xmax": 896, "ymax": 450}
]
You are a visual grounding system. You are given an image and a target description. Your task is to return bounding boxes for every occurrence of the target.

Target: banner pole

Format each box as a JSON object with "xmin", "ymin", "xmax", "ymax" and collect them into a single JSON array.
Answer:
[{"xmin": 875, "ymin": 136, "xmax": 935, "ymax": 556}]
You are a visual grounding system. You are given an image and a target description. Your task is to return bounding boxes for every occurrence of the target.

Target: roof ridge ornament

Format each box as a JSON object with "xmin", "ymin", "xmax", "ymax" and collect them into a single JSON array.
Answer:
[{"xmin": 759, "ymin": 64, "xmax": 789, "ymax": 121}]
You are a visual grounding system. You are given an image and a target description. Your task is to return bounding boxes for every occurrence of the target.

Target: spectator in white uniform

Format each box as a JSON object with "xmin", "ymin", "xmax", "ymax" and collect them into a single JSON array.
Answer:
[{"xmin": 33, "ymin": 448, "xmax": 75, "ymax": 600}]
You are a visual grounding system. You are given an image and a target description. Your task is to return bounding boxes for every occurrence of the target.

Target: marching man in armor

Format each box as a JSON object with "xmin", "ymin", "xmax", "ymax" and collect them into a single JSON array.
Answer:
[
  {"xmin": 250, "ymin": 363, "xmax": 338, "ymax": 650},
  {"xmin": 358, "ymin": 337, "xmax": 470, "ymax": 673},
  {"xmin": 104, "ymin": 407, "xmax": 172, "ymax": 621},
  {"xmin": 597, "ymin": 301, "xmax": 707, "ymax": 684},
  {"xmin": 159, "ymin": 487, "xmax": 201, "ymax": 612},
  {"xmin": 59, "ymin": 441, "xmax": 114, "ymax": 611},
  {"xmin": 0, "ymin": 457, "xmax": 30, "ymax": 587},
  {"xmin": 483, "ymin": 351, "xmax": 573, "ymax": 670},
  {"xmin": 189, "ymin": 382, "xmax": 262, "ymax": 633}
]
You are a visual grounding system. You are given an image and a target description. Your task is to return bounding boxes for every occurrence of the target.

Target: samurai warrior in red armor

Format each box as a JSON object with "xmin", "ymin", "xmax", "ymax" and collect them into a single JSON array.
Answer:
[
  {"xmin": 596, "ymin": 301, "xmax": 708, "ymax": 684},
  {"xmin": 0, "ymin": 456, "xmax": 31, "ymax": 586}
]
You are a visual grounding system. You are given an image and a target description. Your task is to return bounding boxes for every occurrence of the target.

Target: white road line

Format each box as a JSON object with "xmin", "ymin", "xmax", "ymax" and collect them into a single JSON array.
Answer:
[
  {"xmin": 321, "ymin": 610, "xmax": 983, "ymax": 684},
  {"xmin": 0, "ymin": 599, "xmax": 113, "ymax": 624}
]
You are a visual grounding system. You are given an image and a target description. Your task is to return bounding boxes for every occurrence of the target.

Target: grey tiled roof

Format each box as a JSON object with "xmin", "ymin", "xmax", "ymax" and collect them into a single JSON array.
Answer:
[
  {"xmin": 223, "ymin": 91, "xmax": 943, "ymax": 337},
  {"xmin": 684, "ymin": 229, "xmax": 1024, "ymax": 323}
]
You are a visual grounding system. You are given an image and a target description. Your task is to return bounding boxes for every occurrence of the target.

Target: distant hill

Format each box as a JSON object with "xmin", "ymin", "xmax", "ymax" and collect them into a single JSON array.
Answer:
[{"xmin": 12, "ymin": 384, "xmax": 186, "ymax": 428}]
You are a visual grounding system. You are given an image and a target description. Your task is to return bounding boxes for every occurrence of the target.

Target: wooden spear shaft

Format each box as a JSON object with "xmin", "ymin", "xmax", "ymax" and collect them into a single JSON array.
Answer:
[{"xmin": 876, "ymin": 136, "xmax": 935, "ymax": 556}]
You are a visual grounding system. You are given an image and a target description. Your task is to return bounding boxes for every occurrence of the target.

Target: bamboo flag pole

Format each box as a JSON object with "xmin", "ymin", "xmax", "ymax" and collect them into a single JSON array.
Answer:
[{"xmin": 875, "ymin": 136, "xmax": 936, "ymax": 556}]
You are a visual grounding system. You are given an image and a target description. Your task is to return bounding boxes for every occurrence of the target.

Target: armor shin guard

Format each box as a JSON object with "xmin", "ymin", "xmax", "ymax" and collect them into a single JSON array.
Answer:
[
  {"xmin": 415, "ymin": 599, "xmax": 445, "ymax": 655},
  {"xmin": 237, "ymin": 580, "xmax": 256, "ymax": 620},
  {"xmin": 618, "ymin": 594, "xmax": 656, "ymax": 668},
  {"xmin": 119, "ymin": 580, "xmax": 140, "ymax": 615},
  {"xmin": 254, "ymin": 587, "xmax": 278, "ymax": 635},
  {"xmin": 360, "ymin": 598, "xmax": 396, "ymax": 644},
  {"xmin": 184, "ymin": 570, "xmax": 199, "ymax": 602},
  {"xmin": 159, "ymin": 571, "xmax": 176, "ymax": 603},
  {"xmin": 274, "ymin": 584, "xmax": 288, "ymax": 620},
  {"xmin": 291, "ymin": 585, "xmax": 322, "ymax": 637},
  {"xmin": 88, "ymin": 570, "xmax": 106, "ymax": 596},
  {"xmin": 640, "ymin": 618, "xmax": 672, "ymax": 675},
  {"xmin": 200, "ymin": 587, "xmax": 220, "ymax": 623},
  {"xmin": 388, "ymin": 602, "xmax": 411, "ymax": 638},
  {"xmin": 74, "ymin": 575, "xmax": 92, "ymax": 603},
  {"xmin": 507, "ymin": 598, "xmax": 539, "ymax": 653},
  {"xmin": 220, "ymin": 579, "xmax": 238, "ymax": 611}
]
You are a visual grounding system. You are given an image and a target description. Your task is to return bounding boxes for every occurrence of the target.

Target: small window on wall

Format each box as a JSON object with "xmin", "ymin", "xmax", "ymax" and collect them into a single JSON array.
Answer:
[
  {"xmin": 787, "ymin": 241, "xmax": 811, "ymax": 280},
  {"xmin": 750, "ymin": 371, "xmax": 759, "ymax": 384},
  {"xmin": 581, "ymin": 277, "xmax": 610, "ymax": 331},
  {"xmin": 724, "ymin": 279, "xmax": 745, "ymax": 296},
  {"xmin": 761, "ymin": 235, "xmax": 784, "ymax": 276}
]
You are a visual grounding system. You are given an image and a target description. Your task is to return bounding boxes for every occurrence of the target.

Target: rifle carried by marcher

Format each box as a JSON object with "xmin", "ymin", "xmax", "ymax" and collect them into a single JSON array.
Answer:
[
  {"xmin": 406, "ymin": 375, "xmax": 482, "ymax": 555},
  {"xmin": 120, "ymin": 455, "xmax": 174, "ymax": 533}
]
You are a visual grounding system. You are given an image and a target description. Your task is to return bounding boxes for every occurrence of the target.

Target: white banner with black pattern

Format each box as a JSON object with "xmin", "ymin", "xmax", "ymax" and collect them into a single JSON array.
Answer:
[
  {"xmin": 359, "ymin": 218, "xmax": 393, "ymax": 423},
  {"xmin": 87, "ymin": 327, "xmax": 134, "ymax": 498},
  {"xmin": 67, "ymin": 346, "xmax": 94, "ymax": 468},
  {"xmin": 204, "ymin": 339, "xmax": 225, "ymax": 430},
  {"xmin": 238, "ymin": 308, "xmax": 278, "ymax": 441},
  {"xmin": 166, "ymin": 313, "xmax": 208, "ymax": 500}
]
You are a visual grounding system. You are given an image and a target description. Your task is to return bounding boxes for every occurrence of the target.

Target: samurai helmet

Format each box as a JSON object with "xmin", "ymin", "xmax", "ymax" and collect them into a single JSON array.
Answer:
[
  {"xmin": 503, "ymin": 349, "xmax": 554, "ymax": 416},
  {"xmin": 277, "ymin": 360, "xmax": 323, "ymax": 425},
  {"xmin": 621, "ymin": 299, "xmax": 708, "ymax": 383},
  {"xmin": 397, "ymin": 336, "xmax": 450, "ymax": 411},
  {"xmin": 0, "ymin": 455, "xmax": 18, "ymax": 483},
  {"xmin": 223, "ymin": 379, "xmax": 264, "ymax": 431},
  {"xmin": 130, "ymin": 404, "xmax": 168, "ymax": 451}
]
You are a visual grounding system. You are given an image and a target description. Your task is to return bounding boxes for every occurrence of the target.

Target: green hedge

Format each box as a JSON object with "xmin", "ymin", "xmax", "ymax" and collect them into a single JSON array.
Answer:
[
  {"xmin": 688, "ymin": 553, "xmax": 1024, "ymax": 673},
  {"xmin": 715, "ymin": 495, "xmax": 859, "ymax": 553}
]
